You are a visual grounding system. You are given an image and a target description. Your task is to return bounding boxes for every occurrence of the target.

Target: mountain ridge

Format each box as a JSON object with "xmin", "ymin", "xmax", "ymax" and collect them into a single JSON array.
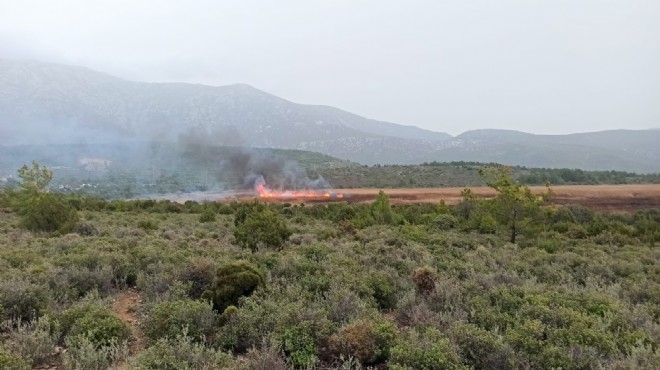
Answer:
[{"xmin": 1, "ymin": 59, "xmax": 659, "ymax": 172}]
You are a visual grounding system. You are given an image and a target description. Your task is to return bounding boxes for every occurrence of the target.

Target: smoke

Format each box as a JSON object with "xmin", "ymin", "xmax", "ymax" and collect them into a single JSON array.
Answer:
[{"xmin": 178, "ymin": 126, "xmax": 331, "ymax": 193}]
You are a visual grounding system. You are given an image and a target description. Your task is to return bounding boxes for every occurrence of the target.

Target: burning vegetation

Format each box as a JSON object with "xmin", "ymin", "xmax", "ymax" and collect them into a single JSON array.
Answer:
[{"xmin": 255, "ymin": 179, "xmax": 346, "ymax": 200}]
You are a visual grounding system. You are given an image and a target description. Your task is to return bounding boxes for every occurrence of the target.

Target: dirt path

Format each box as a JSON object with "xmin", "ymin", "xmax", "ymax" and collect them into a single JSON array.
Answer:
[{"xmin": 112, "ymin": 289, "xmax": 145, "ymax": 370}]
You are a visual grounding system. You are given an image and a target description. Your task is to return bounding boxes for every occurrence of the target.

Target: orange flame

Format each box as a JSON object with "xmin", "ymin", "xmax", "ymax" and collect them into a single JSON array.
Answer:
[{"xmin": 256, "ymin": 181, "xmax": 344, "ymax": 199}]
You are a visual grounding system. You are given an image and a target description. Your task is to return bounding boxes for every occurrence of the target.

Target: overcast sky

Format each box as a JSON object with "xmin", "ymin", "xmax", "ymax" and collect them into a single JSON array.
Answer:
[{"xmin": 0, "ymin": 0, "xmax": 658, "ymax": 135}]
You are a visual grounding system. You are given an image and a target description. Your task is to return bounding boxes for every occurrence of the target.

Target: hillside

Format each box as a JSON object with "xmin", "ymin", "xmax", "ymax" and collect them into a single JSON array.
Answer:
[
  {"xmin": 0, "ymin": 59, "xmax": 450, "ymax": 150},
  {"xmin": 1, "ymin": 190, "xmax": 658, "ymax": 369},
  {"xmin": 422, "ymin": 129, "xmax": 660, "ymax": 173},
  {"xmin": 1, "ymin": 59, "xmax": 659, "ymax": 172}
]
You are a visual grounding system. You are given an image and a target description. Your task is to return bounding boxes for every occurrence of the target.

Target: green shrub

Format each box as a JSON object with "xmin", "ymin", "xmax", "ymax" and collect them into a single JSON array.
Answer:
[
  {"xmin": 201, "ymin": 261, "xmax": 264, "ymax": 312},
  {"xmin": 58, "ymin": 265, "xmax": 114, "ymax": 297},
  {"xmin": 463, "ymin": 210, "xmax": 498, "ymax": 234},
  {"xmin": 1, "ymin": 316, "xmax": 59, "ymax": 368},
  {"xmin": 133, "ymin": 331, "xmax": 232, "ymax": 370},
  {"xmin": 0, "ymin": 278, "xmax": 49, "ymax": 322},
  {"xmin": 137, "ymin": 219, "xmax": 159, "ymax": 231},
  {"xmin": 0, "ymin": 189, "xmax": 13, "ymax": 208},
  {"xmin": 241, "ymin": 339, "xmax": 289, "ymax": 370},
  {"xmin": 234, "ymin": 208, "xmax": 291, "ymax": 251},
  {"xmin": 448, "ymin": 322, "xmax": 516, "ymax": 370},
  {"xmin": 232, "ymin": 201, "xmax": 266, "ymax": 226},
  {"xmin": 0, "ymin": 348, "xmax": 30, "ymax": 370},
  {"xmin": 389, "ymin": 327, "xmax": 465, "ymax": 370},
  {"xmin": 566, "ymin": 223, "xmax": 589, "ymax": 239},
  {"xmin": 282, "ymin": 323, "xmax": 318, "ymax": 368},
  {"xmin": 144, "ymin": 300, "xmax": 217, "ymax": 342},
  {"xmin": 199, "ymin": 207, "xmax": 216, "ymax": 223},
  {"xmin": 368, "ymin": 272, "xmax": 398, "ymax": 310},
  {"xmin": 179, "ymin": 258, "xmax": 216, "ymax": 299},
  {"xmin": 69, "ymin": 312, "xmax": 130, "ymax": 348},
  {"xmin": 20, "ymin": 193, "xmax": 79, "ymax": 233},
  {"xmin": 74, "ymin": 222, "xmax": 99, "ymax": 236},
  {"xmin": 62, "ymin": 334, "xmax": 128, "ymax": 370},
  {"xmin": 433, "ymin": 214, "xmax": 459, "ymax": 230},
  {"xmin": 60, "ymin": 303, "xmax": 130, "ymax": 347}
]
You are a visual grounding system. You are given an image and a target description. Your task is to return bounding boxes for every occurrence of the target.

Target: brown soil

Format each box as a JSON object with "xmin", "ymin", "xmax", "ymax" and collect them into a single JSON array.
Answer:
[
  {"xmin": 112, "ymin": 288, "xmax": 145, "ymax": 370},
  {"xmin": 239, "ymin": 184, "xmax": 660, "ymax": 212}
]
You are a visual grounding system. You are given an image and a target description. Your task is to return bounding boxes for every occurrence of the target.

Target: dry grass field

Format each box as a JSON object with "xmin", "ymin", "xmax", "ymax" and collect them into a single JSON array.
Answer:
[{"xmin": 250, "ymin": 184, "xmax": 660, "ymax": 211}]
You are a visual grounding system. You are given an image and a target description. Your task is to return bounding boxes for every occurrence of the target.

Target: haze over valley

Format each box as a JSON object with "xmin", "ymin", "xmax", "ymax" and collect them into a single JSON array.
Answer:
[{"xmin": 2, "ymin": 59, "xmax": 659, "ymax": 174}]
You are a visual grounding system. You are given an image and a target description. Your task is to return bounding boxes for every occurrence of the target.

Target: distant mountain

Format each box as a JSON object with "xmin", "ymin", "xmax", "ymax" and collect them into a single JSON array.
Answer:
[
  {"xmin": 0, "ymin": 59, "xmax": 450, "ymax": 147},
  {"xmin": 422, "ymin": 129, "xmax": 660, "ymax": 173},
  {"xmin": 1, "ymin": 59, "xmax": 658, "ymax": 172}
]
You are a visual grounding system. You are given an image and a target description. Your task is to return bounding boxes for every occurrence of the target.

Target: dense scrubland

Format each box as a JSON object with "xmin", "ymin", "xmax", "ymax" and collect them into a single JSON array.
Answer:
[
  {"xmin": 316, "ymin": 162, "xmax": 660, "ymax": 189},
  {"xmin": 4, "ymin": 145, "xmax": 659, "ymax": 199},
  {"xmin": 0, "ymin": 164, "xmax": 659, "ymax": 369}
]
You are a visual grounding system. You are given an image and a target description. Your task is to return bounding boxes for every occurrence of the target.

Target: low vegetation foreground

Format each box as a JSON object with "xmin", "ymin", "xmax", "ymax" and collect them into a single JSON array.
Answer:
[{"xmin": 0, "ymin": 164, "xmax": 658, "ymax": 369}]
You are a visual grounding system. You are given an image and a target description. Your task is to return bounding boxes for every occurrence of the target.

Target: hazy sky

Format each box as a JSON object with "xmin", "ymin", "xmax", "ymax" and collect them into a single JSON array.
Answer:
[{"xmin": 1, "ymin": 0, "xmax": 658, "ymax": 135}]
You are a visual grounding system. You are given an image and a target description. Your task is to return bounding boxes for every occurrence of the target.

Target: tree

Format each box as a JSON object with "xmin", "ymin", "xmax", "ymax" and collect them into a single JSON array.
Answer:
[
  {"xmin": 371, "ymin": 191, "xmax": 398, "ymax": 225},
  {"xmin": 14, "ymin": 162, "xmax": 78, "ymax": 233},
  {"xmin": 17, "ymin": 161, "xmax": 53, "ymax": 194},
  {"xmin": 480, "ymin": 166, "xmax": 546, "ymax": 243}
]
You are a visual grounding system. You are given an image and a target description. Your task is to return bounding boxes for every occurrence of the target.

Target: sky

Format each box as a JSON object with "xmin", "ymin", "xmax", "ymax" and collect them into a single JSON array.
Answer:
[{"xmin": 0, "ymin": 0, "xmax": 658, "ymax": 136}]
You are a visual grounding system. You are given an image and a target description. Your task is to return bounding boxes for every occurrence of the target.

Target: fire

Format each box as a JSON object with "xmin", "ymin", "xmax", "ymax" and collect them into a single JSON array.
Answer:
[{"xmin": 256, "ymin": 181, "xmax": 345, "ymax": 199}]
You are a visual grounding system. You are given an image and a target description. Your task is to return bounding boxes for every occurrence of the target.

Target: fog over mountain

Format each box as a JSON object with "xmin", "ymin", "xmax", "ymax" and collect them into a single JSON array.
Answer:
[{"xmin": 1, "ymin": 59, "xmax": 659, "ymax": 173}]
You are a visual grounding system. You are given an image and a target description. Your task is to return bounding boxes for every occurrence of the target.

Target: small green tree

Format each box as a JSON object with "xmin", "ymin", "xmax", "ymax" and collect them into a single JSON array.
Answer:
[
  {"xmin": 12, "ymin": 162, "xmax": 79, "ymax": 233},
  {"xmin": 201, "ymin": 261, "xmax": 264, "ymax": 312},
  {"xmin": 371, "ymin": 191, "xmax": 398, "ymax": 225},
  {"xmin": 17, "ymin": 161, "xmax": 53, "ymax": 194},
  {"xmin": 234, "ymin": 208, "xmax": 291, "ymax": 251},
  {"xmin": 479, "ymin": 166, "xmax": 545, "ymax": 243}
]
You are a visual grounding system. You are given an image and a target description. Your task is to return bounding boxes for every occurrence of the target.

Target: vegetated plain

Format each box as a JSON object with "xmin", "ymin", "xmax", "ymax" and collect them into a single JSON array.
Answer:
[
  {"xmin": 0, "ymin": 164, "xmax": 659, "ymax": 370},
  {"xmin": 2, "ymin": 143, "xmax": 660, "ymax": 200}
]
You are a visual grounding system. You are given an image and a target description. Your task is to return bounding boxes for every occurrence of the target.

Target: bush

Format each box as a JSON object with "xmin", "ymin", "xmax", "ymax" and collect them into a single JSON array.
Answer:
[
  {"xmin": 199, "ymin": 207, "xmax": 216, "ymax": 223},
  {"xmin": 132, "ymin": 331, "xmax": 232, "ymax": 370},
  {"xmin": 0, "ymin": 278, "xmax": 49, "ymax": 322},
  {"xmin": 368, "ymin": 272, "xmax": 398, "ymax": 310},
  {"xmin": 448, "ymin": 322, "xmax": 516, "ymax": 370},
  {"xmin": 0, "ymin": 348, "xmax": 30, "ymax": 370},
  {"xmin": 242, "ymin": 339, "xmax": 289, "ymax": 370},
  {"xmin": 234, "ymin": 208, "xmax": 291, "ymax": 251},
  {"xmin": 328, "ymin": 320, "xmax": 377, "ymax": 364},
  {"xmin": 137, "ymin": 219, "xmax": 159, "ymax": 231},
  {"xmin": 433, "ymin": 214, "xmax": 459, "ymax": 231},
  {"xmin": 327, "ymin": 319, "xmax": 397, "ymax": 365},
  {"xmin": 389, "ymin": 327, "xmax": 465, "ymax": 370},
  {"xmin": 412, "ymin": 266, "xmax": 436, "ymax": 295},
  {"xmin": 1, "ymin": 316, "xmax": 59, "ymax": 368},
  {"xmin": 20, "ymin": 193, "xmax": 79, "ymax": 233},
  {"xmin": 282, "ymin": 323, "xmax": 318, "ymax": 368},
  {"xmin": 179, "ymin": 258, "xmax": 216, "ymax": 299},
  {"xmin": 60, "ymin": 303, "xmax": 130, "ymax": 347},
  {"xmin": 143, "ymin": 299, "xmax": 217, "ymax": 342},
  {"xmin": 74, "ymin": 222, "xmax": 99, "ymax": 236},
  {"xmin": 57, "ymin": 265, "xmax": 114, "ymax": 298},
  {"xmin": 201, "ymin": 261, "xmax": 264, "ymax": 312},
  {"xmin": 63, "ymin": 334, "xmax": 128, "ymax": 370},
  {"xmin": 69, "ymin": 312, "xmax": 130, "ymax": 348}
]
